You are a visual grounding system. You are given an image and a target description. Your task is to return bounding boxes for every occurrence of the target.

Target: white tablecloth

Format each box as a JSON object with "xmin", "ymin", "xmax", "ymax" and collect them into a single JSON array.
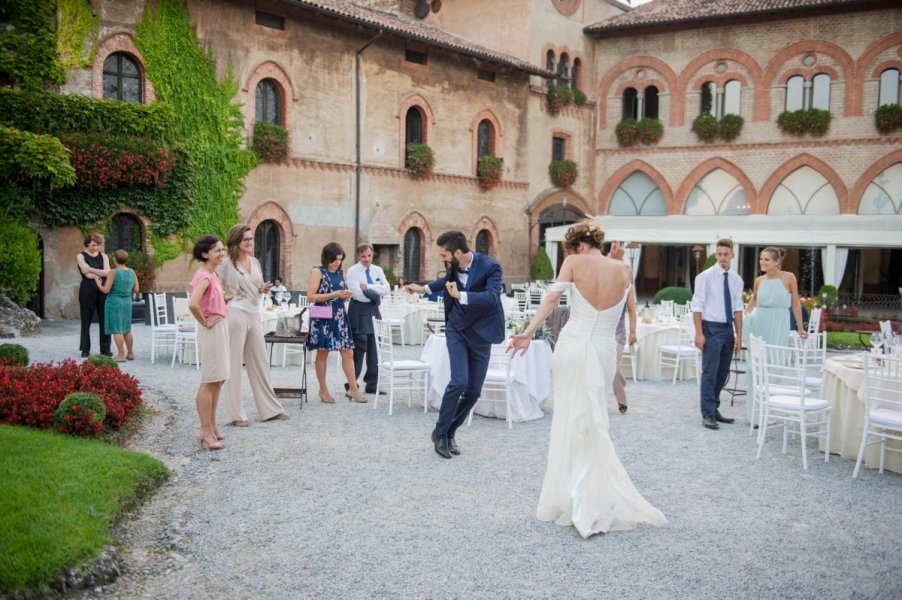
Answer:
[
  {"xmin": 634, "ymin": 321, "xmax": 696, "ymax": 381},
  {"xmin": 420, "ymin": 335, "xmax": 550, "ymax": 422},
  {"xmin": 821, "ymin": 355, "xmax": 902, "ymax": 474},
  {"xmin": 382, "ymin": 302, "xmax": 441, "ymax": 345}
]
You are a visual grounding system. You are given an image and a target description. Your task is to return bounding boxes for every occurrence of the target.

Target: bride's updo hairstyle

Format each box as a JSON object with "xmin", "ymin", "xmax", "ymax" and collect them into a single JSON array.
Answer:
[
  {"xmin": 563, "ymin": 220, "xmax": 605, "ymax": 254},
  {"xmin": 761, "ymin": 246, "xmax": 786, "ymax": 265}
]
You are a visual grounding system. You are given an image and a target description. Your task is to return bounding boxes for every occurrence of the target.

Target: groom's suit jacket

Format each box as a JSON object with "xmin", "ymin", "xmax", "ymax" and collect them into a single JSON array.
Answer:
[{"xmin": 427, "ymin": 252, "xmax": 505, "ymax": 346}]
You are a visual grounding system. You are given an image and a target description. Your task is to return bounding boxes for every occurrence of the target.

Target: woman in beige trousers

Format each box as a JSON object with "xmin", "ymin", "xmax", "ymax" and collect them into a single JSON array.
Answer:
[{"xmin": 217, "ymin": 224, "xmax": 291, "ymax": 426}]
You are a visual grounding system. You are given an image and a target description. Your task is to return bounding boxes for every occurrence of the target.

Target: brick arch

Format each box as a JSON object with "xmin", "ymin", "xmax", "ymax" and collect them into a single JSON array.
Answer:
[
  {"xmin": 108, "ymin": 209, "xmax": 154, "ymax": 254},
  {"xmin": 526, "ymin": 188, "xmax": 591, "ymax": 219},
  {"xmin": 92, "ymin": 33, "xmax": 155, "ymax": 102},
  {"xmin": 398, "ymin": 211, "xmax": 433, "ymax": 280},
  {"xmin": 779, "ymin": 65, "xmax": 840, "ymax": 82},
  {"xmin": 398, "ymin": 94, "xmax": 436, "ymax": 168},
  {"xmin": 675, "ymin": 49, "xmax": 763, "ymax": 126},
  {"xmin": 614, "ymin": 79, "xmax": 667, "ymax": 98},
  {"xmin": 244, "ymin": 61, "xmax": 297, "ymax": 135},
  {"xmin": 848, "ymin": 149, "xmax": 902, "ymax": 214},
  {"xmin": 758, "ymin": 154, "xmax": 849, "ymax": 215},
  {"xmin": 246, "ymin": 201, "xmax": 296, "ymax": 287},
  {"xmin": 469, "ymin": 215, "xmax": 501, "ymax": 255},
  {"xmin": 855, "ymin": 33, "xmax": 902, "ymax": 117},
  {"xmin": 596, "ymin": 57, "xmax": 678, "ymax": 128},
  {"xmin": 762, "ymin": 40, "xmax": 855, "ymax": 119},
  {"xmin": 872, "ymin": 60, "xmax": 902, "ymax": 79},
  {"xmin": 470, "ymin": 109, "xmax": 502, "ymax": 174},
  {"xmin": 674, "ymin": 158, "xmax": 759, "ymax": 215},
  {"xmin": 596, "ymin": 160, "xmax": 675, "ymax": 214}
]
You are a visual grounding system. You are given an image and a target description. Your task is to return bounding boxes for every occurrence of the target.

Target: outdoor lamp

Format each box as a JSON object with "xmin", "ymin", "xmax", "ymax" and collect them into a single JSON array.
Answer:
[{"xmin": 625, "ymin": 241, "xmax": 640, "ymax": 271}]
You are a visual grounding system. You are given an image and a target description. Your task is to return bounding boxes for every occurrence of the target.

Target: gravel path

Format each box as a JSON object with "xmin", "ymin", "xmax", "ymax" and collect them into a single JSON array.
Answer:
[{"xmin": 14, "ymin": 320, "xmax": 902, "ymax": 599}]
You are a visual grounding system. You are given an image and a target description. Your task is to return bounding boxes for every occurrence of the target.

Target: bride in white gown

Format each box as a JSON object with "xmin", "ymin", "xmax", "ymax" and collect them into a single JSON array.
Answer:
[{"xmin": 510, "ymin": 221, "xmax": 666, "ymax": 538}]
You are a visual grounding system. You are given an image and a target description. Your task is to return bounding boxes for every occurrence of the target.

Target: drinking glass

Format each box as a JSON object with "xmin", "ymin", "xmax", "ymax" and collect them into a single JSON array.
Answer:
[{"xmin": 869, "ymin": 332, "xmax": 883, "ymax": 354}]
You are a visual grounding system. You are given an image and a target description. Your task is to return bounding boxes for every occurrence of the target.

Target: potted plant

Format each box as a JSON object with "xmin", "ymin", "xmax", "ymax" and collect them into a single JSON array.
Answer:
[
  {"xmin": 476, "ymin": 155, "xmax": 503, "ymax": 191},
  {"xmin": 719, "ymin": 113, "xmax": 744, "ymax": 141},
  {"xmin": 691, "ymin": 114, "xmax": 719, "ymax": 143},
  {"xmin": 778, "ymin": 109, "xmax": 832, "ymax": 137},
  {"xmin": 572, "ymin": 88, "xmax": 588, "ymax": 107},
  {"xmin": 546, "ymin": 83, "xmax": 573, "ymax": 116},
  {"xmin": 637, "ymin": 118, "xmax": 664, "ymax": 145},
  {"xmin": 406, "ymin": 142, "xmax": 435, "ymax": 179},
  {"xmin": 874, "ymin": 104, "xmax": 902, "ymax": 134},
  {"xmin": 548, "ymin": 159, "xmax": 578, "ymax": 188},
  {"xmin": 252, "ymin": 121, "xmax": 289, "ymax": 163},
  {"xmin": 529, "ymin": 246, "xmax": 554, "ymax": 282},
  {"xmin": 615, "ymin": 118, "xmax": 639, "ymax": 147}
]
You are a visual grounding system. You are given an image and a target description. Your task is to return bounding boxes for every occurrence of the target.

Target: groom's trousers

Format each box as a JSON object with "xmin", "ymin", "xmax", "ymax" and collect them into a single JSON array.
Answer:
[{"xmin": 435, "ymin": 326, "xmax": 491, "ymax": 438}]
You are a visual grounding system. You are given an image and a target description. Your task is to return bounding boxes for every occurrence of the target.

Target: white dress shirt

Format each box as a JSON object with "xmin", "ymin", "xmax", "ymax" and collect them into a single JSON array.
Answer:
[
  {"xmin": 346, "ymin": 262, "xmax": 390, "ymax": 303},
  {"xmin": 691, "ymin": 265, "xmax": 744, "ymax": 323}
]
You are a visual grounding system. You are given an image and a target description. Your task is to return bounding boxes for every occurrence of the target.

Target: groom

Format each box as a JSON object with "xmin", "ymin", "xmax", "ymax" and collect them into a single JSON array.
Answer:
[{"xmin": 405, "ymin": 230, "xmax": 505, "ymax": 459}]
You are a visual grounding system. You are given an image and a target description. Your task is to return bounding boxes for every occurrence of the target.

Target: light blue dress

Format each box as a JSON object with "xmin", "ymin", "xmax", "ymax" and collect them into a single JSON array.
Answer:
[{"xmin": 744, "ymin": 278, "xmax": 791, "ymax": 422}]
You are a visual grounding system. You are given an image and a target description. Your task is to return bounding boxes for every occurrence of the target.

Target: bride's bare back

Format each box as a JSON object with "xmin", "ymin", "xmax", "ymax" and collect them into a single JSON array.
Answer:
[{"xmin": 559, "ymin": 253, "xmax": 631, "ymax": 311}]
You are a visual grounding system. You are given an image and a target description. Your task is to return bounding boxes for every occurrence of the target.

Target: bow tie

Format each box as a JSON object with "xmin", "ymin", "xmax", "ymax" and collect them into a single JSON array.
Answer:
[{"xmin": 457, "ymin": 267, "xmax": 469, "ymax": 274}]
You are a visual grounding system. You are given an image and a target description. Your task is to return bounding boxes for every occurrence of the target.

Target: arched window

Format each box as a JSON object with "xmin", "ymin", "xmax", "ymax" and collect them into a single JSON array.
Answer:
[
  {"xmin": 108, "ymin": 213, "xmax": 142, "ymax": 252},
  {"xmin": 254, "ymin": 220, "xmax": 281, "ymax": 283},
  {"xmin": 700, "ymin": 81, "xmax": 715, "ymax": 116},
  {"xmin": 475, "ymin": 229, "xmax": 491, "ymax": 255},
  {"xmin": 405, "ymin": 107, "xmax": 424, "ymax": 165},
  {"xmin": 644, "ymin": 85, "xmax": 659, "ymax": 119},
  {"xmin": 546, "ymin": 50, "xmax": 555, "ymax": 74},
  {"xmin": 403, "ymin": 228, "xmax": 422, "ymax": 282},
  {"xmin": 477, "ymin": 119, "xmax": 494, "ymax": 159},
  {"xmin": 539, "ymin": 204, "xmax": 583, "ymax": 245},
  {"xmin": 609, "ymin": 172, "xmax": 668, "ymax": 216},
  {"xmin": 786, "ymin": 75, "xmax": 805, "ymax": 111},
  {"xmin": 570, "ymin": 58, "xmax": 581, "ymax": 91},
  {"xmin": 255, "ymin": 79, "xmax": 281, "ymax": 124},
  {"xmin": 723, "ymin": 80, "xmax": 741, "ymax": 115},
  {"xmin": 103, "ymin": 53, "xmax": 142, "ymax": 103},
  {"xmin": 557, "ymin": 53, "xmax": 569, "ymax": 86},
  {"xmin": 879, "ymin": 68, "xmax": 901, "ymax": 106},
  {"xmin": 811, "ymin": 73, "xmax": 830, "ymax": 111},
  {"xmin": 622, "ymin": 87, "xmax": 638, "ymax": 120}
]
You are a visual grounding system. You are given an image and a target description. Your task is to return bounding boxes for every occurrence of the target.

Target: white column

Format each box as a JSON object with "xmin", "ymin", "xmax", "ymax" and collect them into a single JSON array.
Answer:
[{"xmin": 546, "ymin": 240, "xmax": 558, "ymax": 279}]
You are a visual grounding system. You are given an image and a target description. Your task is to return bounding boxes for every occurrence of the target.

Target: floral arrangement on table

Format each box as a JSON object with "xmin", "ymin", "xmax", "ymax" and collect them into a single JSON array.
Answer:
[{"xmin": 506, "ymin": 318, "xmax": 554, "ymax": 344}]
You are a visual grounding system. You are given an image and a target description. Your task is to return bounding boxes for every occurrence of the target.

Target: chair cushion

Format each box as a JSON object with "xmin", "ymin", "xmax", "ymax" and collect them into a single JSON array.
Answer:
[
  {"xmin": 869, "ymin": 408, "xmax": 902, "ymax": 429},
  {"xmin": 768, "ymin": 385, "xmax": 810, "ymax": 397},
  {"xmin": 804, "ymin": 376, "xmax": 822, "ymax": 389},
  {"xmin": 766, "ymin": 395, "xmax": 829, "ymax": 411},
  {"xmin": 380, "ymin": 360, "xmax": 429, "ymax": 371},
  {"xmin": 483, "ymin": 368, "xmax": 509, "ymax": 382},
  {"xmin": 658, "ymin": 345, "xmax": 698, "ymax": 355}
]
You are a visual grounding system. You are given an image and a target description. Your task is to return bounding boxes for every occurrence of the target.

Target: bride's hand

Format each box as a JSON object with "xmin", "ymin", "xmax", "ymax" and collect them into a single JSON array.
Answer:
[{"xmin": 507, "ymin": 333, "xmax": 532, "ymax": 356}]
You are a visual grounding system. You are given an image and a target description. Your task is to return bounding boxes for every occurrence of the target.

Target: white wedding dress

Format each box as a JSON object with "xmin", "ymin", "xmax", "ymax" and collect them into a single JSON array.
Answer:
[{"xmin": 537, "ymin": 282, "xmax": 666, "ymax": 537}]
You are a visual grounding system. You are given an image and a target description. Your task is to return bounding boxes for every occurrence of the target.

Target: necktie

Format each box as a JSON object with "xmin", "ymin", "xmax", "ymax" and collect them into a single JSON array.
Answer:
[
  {"xmin": 723, "ymin": 271, "xmax": 732, "ymax": 324},
  {"xmin": 365, "ymin": 267, "xmax": 373, "ymax": 284}
]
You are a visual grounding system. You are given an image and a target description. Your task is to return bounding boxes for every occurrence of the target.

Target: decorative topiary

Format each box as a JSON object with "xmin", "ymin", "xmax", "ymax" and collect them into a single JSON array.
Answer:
[
  {"xmin": 252, "ymin": 121, "xmax": 289, "ymax": 163},
  {"xmin": 817, "ymin": 284, "xmax": 838, "ymax": 309},
  {"xmin": 0, "ymin": 344, "xmax": 29, "ymax": 367},
  {"xmin": 546, "ymin": 83, "xmax": 573, "ymax": 115},
  {"xmin": 875, "ymin": 103, "xmax": 902, "ymax": 135},
  {"xmin": 691, "ymin": 114, "xmax": 719, "ymax": 143},
  {"xmin": 53, "ymin": 391, "xmax": 107, "ymax": 436},
  {"xmin": 615, "ymin": 118, "xmax": 639, "ymax": 147},
  {"xmin": 637, "ymin": 118, "xmax": 664, "ymax": 145},
  {"xmin": 84, "ymin": 354, "xmax": 119, "ymax": 370},
  {"xmin": 529, "ymin": 246, "xmax": 554, "ymax": 282},
  {"xmin": 548, "ymin": 159, "xmax": 578, "ymax": 188},
  {"xmin": 653, "ymin": 286, "xmax": 693, "ymax": 305},
  {"xmin": 719, "ymin": 113, "xmax": 744, "ymax": 141},
  {"xmin": 476, "ymin": 155, "xmax": 503, "ymax": 191},
  {"xmin": 405, "ymin": 142, "xmax": 435, "ymax": 179},
  {"xmin": 572, "ymin": 88, "xmax": 587, "ymax": 107}
]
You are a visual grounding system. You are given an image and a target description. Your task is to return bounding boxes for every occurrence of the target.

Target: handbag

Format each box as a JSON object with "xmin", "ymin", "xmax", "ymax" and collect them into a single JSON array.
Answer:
[{"xmin": 308, "ymin": 304, "xmax": 332, "ymax": 319}]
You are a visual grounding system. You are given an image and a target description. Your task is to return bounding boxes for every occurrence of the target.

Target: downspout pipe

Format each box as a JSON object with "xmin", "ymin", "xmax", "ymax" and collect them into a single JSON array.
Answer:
[{"xmin": 355, "ymin": 29, "xmax": 383, "ymax": 246}]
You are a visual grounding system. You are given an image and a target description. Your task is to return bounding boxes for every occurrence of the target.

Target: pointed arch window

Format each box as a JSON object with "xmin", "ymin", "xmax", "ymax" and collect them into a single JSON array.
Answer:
[
  {"xmin": 103, "ymin": 53, "xmax": 142, "ymax": 103},
  {"xmin": 475, "ymin": 229, "xmax": 492, "ymax": 255},
  {"xmin": 557, "ymin": 53, "xmax": 569, "ymax": 87},
  {"xmin": 405, "ymin": 106, "xmax": 425, "ymax": 166},
  {"xmin": 477, "ymin": 119, "xmax": 494, "ymax": 159},
  {"xmin": 255, "ymin": 79, "xmax": 282, "ymax": 124},
  {"xmin": 254, "ymin": 220, "xmax": 281, "ymax": 283},
  {"xmin": 546, "ymin": 50, "xmax": 555, "ymax": 74},
  {"xmin": 879, "ymin": 68, "xmax": 901, "ymax": 106},
  {"xmin": 403, "ymin": 228, "xmax": 422, "ymax": 282}
]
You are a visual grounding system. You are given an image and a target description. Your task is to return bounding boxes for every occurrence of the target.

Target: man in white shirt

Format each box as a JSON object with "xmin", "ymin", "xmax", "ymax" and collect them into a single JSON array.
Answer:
[
  {"xmin": 691, "ymin": 238, "xmax": 744, "ymax": 430},
  {"xmin": 345, "ymin": 244, "xmax": 390, "ymax": 395}
]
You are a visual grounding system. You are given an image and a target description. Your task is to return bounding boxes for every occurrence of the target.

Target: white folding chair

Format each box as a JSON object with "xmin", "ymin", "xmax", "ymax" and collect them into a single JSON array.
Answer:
[
  {"xmin": 807, "ymin": 308, "xmax": 822, "ymax": 334},
  {"xmin": 528, "ymin": 289, "xmax": 543, "ymax": 310},
  {"xmin": 149, "ymin": 292, "xmax": 176, "ymax": 364},
  {"xmin": 673, "ymin": 302, "xmax": 690, "ymax": 320},
  {"xmin": 621, "ymin": 342, "xmax": 638, "ymax": 382},
  {"xmin": 296, "ymin": 294, "xmax": 309, "ymax": 307},
  {"xmin": 467, "ymin": 344, "xmax": 515, "ymax": 429},
  {"xmin": 658, "ymin": 299, "xmax": 675, "ymax": 318},
  {"xmin": 512, "ymin": 289, "xmax": 528, "ymax": 312},
  {"xmin": 656, "ymin": 322, "xmax": 700, "ymax": 384},
  {"xmin": 879, "ymin": 320, "xmax": 893, "ymax": 338},
  {"xmin": 372, "ymin": 318, "xmax": 430, "ymax": 415},
  {"xmin": 751, "ymin": 336, "xmax": 832, "ymax": 469},
  {"xmin": 853, "ymin": 353, "xmax": 902, "ymax": 478},
  {"xmin": 379, "ymin": 304, "xmax": 407, "ymax": 347},
  {"xmin": 422, "ymin": 304, "xmax": 445, "ymax": 338},
  {"xmin": 171, "ymin": 316, "xmax": 199, "ymax": 370},
  {"xmin": 789, "ymin": 330, "xmax": 827, "ymax": 391}
]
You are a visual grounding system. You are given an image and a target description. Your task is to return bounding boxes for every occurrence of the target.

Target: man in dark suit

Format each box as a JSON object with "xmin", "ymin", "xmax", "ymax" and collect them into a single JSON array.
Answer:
[
  {"xmin": 345, "ymin": 244, "xmax": 390, "ymax": 397},
  {"xmin": 406, "ymin": 231, "xmax": 505, "ymax": 459}
]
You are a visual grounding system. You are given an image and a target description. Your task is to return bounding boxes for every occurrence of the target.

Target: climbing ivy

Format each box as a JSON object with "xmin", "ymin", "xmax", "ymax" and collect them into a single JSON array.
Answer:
[
  {"xmin": 56, "ymin": 0, "xmax": 99, "ymax": 71},
  {"xmin": 135, "ymin": 0, "xmax": 257, "ymax": 243},
  {"xmin": 0, "ymin": 0, "xmax": 65, "ymax": 91}
]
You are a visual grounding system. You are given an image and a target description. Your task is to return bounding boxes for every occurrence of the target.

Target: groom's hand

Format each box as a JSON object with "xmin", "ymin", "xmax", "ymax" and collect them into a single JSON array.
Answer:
[{"xmin": 446, "ymin": 281, "xmax": 460, "ymax": 299}]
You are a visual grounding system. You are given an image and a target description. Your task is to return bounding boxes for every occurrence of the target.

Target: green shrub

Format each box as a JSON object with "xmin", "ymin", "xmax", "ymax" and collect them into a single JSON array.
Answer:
[
  {"xmin": 53, "ymin": 392, "xmax": 107, "ymax": 436},
  {"xmin": 84, "ymin": 355, "xmax": 119, "ymax": 370},
  {"xmin": 778, "ymin": 109, "xmax": 832, "ymax": 137},
  {"xmin": 615, "ymin": 118, "xmax": 639, "ymax": 147},
  {"xmin": 719, "ymin": 114, "xmax": 744, "ymax": 141},
  {"xmin": 477, "ymin": 155, "xmax": 503, "ymax": 191},
  {"xmin": 572, "ymin": 88, "xmax": 587, "ymax": 106},
  {"xmin": 548, "ymin": 159, "xmax": 578, "ymax": 188},
  {"xmin": 691, "ymin": 114, "xmax": 719, "ymax": 143},
  {"xmin": 405, "ymin": 142, "xmax": 434, "ymax": 179},
  {"xmin": 875, "ymin": 103, "xmax": 902, "ymax": 134},
  {"xmin": 703, "ymin": 253, "xmax": 717, "ymax": 270},
  {"xmin": 529, "ymin": 247, "xmax": 554, "ymax": 282},
  {"xmin": 0, "ymin": 344, "xmax": 29, "ymax": 367},
  {"xmin": 0, "ymin": 218, "xmax": 41, "ymax": 306},
  {"xmin": 252, "ymin": 121, "xmax": 289, "ymax": 163},
  {"xmin": 637, "ymin": 118, "xmax": 663, "ymax": 145},
  {"xmin": 817, "ymin": 284, "xmax": 838, "ymax": 309},
  {"xmin": 546, "ymin": 83, "xmax": 573, "ymax": 115},
  {"xmin": 653, "ymin": 286, "xmax": 692, "ymax": 305}
]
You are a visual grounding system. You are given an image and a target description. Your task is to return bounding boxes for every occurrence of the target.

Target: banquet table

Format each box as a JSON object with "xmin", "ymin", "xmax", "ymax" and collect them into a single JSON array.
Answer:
[
  {"xmin": 420, "ymin": 334, "xmax": 551, "ymax": 423},
  {"xmin": 382, "ymin": 301, "xmax": 441, "ymax": 346},
  {"xmin": 821, "ymin": 355, "xmax": 902, "ymax": 474}
]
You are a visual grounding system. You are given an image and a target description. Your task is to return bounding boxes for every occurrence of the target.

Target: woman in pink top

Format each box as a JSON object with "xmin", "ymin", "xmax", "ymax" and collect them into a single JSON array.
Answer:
[{"xmin": 188, "ymin": 235, "xmax": 229, "ymax": 450}]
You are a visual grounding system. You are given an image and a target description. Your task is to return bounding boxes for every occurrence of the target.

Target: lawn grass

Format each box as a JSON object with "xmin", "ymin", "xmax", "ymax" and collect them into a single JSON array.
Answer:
[
  {"xmin": 0, "ymin": 425, "xmax": 168, "ymax": 594},
  {"xmin": 826, "ymin": 331, "xmax": 870, "ymax": 349}
]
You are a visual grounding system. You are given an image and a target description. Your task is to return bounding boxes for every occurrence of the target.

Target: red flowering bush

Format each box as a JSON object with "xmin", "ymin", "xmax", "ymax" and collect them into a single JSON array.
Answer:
[
  {"xmin": 0, "ymin": 359, "xmax": 142, "ymax": 434},
  {"xmin": 61, "ymin": 132, "xmax": 175, "ymax": 189},
  {"xmin": 53, "ymin": 392, "xmax": 107, "ymax": 437},
  {"xmin": 477, "ymin": 155, "xmax": 503, "ymax": 191}
]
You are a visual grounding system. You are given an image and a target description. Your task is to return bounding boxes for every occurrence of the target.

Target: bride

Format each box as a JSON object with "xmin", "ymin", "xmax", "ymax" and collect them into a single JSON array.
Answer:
[{"xmin": 509, "ymin": 221, "xmax": 666, "ymax": 538}]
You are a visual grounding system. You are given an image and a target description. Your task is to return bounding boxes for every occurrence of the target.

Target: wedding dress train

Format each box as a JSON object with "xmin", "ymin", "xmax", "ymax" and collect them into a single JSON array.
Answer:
[{"xmin": 537, "ymin": 282, "xmax": 666, "ymax": 537}]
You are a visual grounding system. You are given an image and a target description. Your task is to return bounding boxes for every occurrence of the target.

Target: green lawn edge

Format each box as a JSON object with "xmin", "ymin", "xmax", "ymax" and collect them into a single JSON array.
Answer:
[{"xmin": 0, "ymin": 424, "xmax": 169, "ymax": 594}]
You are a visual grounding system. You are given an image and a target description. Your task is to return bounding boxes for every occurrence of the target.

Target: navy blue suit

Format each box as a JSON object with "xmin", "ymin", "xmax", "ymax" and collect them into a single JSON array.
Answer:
[{"xmin": 428, "ymin": 252, "xmax": 505, "ymax": 438}]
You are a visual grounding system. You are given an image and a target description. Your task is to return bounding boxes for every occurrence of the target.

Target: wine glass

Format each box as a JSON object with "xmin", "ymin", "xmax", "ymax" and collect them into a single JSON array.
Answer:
[
  {"xmin": 274, "ymin": 291, "xmax": 284, "ymax": 306},
  {"xmin": 869, "ymin": 332, "xmax": 883, "ymax": 354}
]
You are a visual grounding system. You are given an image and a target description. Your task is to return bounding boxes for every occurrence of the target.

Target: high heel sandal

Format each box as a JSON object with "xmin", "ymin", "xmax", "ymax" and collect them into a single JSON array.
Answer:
[
  {"xmin": 319, "ymin": 393, "xmax": 335, "ymax": 404},
  {"xmin": 196, "ymin": 431, "xmax": 224, "ymax": 450},
  {"xmin": 212, "ymin": 425, "xmax": 225, "ymax": 440},
  {"xmin": 346, "ymin": 390, "xmax": 368, "ymax": 403}
]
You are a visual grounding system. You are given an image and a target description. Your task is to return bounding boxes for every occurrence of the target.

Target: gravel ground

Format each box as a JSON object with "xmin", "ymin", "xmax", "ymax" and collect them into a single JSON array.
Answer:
[{"xmin": 13, "ymin": 320, "xmax": 902, "ymax": 600}]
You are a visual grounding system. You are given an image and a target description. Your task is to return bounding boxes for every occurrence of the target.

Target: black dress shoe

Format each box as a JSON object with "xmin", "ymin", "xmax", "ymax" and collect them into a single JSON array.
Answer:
[
  {"xmin": 365, "ymin": 389, "xmax": 386, "ymax": 395},
  {"xmin": 702, "ymin": 417, "xmax": 720, "ymax": 430},
  {"xmin": 80, "ymin": 351, "xmax": 90, "ymax": 358},
  {"xmin": 433, "ymin": 433, "xmax": 452, "ymax": 459},
  {"xmin": 448, "ymin": 437, "xmax": 460, "ymax": 455},
  {"xmin": 715, "ymin": 410, "xmax": 735, "ymax": 424},
  {"xmin": 618, "ymin": 404, "xmax": 628, "ymax": 414}
]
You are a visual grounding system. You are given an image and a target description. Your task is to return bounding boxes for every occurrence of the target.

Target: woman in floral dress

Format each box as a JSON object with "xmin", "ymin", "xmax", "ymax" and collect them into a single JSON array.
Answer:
[{"xmin": 306, "ymin": 242, "xmax": 367, "ymax": 403}]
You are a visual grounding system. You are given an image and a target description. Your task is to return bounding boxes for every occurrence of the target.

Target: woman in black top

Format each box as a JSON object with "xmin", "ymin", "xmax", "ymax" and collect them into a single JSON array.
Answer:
[{"xmin": 75, "ymin": 233, "xmax": 112, "ymax": 357}]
